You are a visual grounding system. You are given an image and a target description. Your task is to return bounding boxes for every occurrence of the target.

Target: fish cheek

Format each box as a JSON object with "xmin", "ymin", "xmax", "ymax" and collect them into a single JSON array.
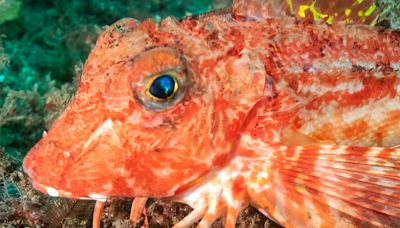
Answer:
[{"xmin": 121, "ymin": 101, "xmax": 215, "ymax": 196}]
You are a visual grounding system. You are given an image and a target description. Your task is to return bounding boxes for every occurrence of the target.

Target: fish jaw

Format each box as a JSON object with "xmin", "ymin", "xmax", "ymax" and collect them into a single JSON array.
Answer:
[
  {"xmin": 23, "ymin": 114, "xmax": 214, "ymax": 198},
  {"xmin": 23, "ymin": 137, "xmax": 76, "ymax": 198},
  {"xmin": 22, "ymin": 118, "xmax": 132, "ymax": 199}
]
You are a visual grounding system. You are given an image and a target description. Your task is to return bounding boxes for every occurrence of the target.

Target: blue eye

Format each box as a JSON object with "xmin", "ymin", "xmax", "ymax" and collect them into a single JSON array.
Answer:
[{"xmin": 147, "ymin": 74, "xmax": 178, "ymax": 100}]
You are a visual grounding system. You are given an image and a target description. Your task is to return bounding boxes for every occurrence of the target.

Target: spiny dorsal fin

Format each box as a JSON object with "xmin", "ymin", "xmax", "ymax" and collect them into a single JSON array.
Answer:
[
  {"xmin": 232, "ymin": 0, "xmax": 379, "ymax": 25},
  {"xmin": 232, "ymin": 0, "xmax": 291, "ymax": 20}
]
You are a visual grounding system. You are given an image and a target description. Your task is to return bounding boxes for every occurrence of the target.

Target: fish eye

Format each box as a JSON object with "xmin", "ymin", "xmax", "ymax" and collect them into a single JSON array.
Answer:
[
  {"xmin": 130, "ymin": 47, "xmax": 188, "ymax": 111},
  {"xmin": 134, "ymin": 69, "xmax": 186, "ymax": 111},
  {"xmin": 146, "ymin": 74, "xmax": 178, "ymax": 100}
]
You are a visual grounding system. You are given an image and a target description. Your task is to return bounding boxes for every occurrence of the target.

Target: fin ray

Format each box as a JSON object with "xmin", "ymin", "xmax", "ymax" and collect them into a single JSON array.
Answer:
[
  {"xmin": 246, "ymin": 144, "xmax": 400, "ymax": 227},
  {"xmin": 232, "ymin": 0, "xmax": 379, "ymax": 25}
]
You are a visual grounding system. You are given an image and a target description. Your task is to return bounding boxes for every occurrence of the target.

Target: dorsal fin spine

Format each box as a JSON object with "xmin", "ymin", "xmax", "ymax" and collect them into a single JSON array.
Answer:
[{"xmin": 232, "ymin": 0, "xmax": 379, "ymax": 26}]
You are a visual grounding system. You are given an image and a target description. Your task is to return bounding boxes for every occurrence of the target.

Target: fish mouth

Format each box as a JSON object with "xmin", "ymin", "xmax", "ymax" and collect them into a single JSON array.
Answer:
[
  {"xmin": 25, "ymin": 155, "xmax": 112, "ymax": 201},
  {"xmin": 31, "ymin": 181, "xmax": 108, "ymax": 201},
  {"xmin": 23, "ymin": 136, "xmax": 111, "ymax": 201}
]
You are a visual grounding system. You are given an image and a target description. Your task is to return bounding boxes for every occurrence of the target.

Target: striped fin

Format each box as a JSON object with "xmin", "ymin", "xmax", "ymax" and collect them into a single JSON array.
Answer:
[
  {"xmin": 246, "ymin": 144, "xmax": 400, "ymax": 227},
  {"xmin": 232, "ymin": 0, "xmax": 379, "ymax": 25}
]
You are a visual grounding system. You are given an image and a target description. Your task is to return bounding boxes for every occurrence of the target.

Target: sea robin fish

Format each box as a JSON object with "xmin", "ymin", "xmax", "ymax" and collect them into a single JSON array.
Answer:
[{"xmin": 23, "ymin": 0, "xmax": 400, "ymax": 227}]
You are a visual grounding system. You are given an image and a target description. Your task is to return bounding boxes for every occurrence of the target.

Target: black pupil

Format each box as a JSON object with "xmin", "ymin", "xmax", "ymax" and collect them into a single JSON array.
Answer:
[{"xmin": 149, "ymin": 74, "xmax": 176, "ymax": 99}]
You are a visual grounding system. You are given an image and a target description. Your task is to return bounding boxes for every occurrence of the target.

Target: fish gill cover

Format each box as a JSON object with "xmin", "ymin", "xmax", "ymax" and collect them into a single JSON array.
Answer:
[{"xmin": 0, "ymin": 0, "xmax": 399, "ymax": 227}]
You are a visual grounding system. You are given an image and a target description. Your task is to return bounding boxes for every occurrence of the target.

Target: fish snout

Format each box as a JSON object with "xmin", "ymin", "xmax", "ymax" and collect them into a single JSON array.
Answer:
[
  {"xmin": 23, "ymin": 136, "xmax": 76, "ymax": 197},
  {"xmin": 23, "ymin": 118, "xmax": 133, "ymax": 199}
]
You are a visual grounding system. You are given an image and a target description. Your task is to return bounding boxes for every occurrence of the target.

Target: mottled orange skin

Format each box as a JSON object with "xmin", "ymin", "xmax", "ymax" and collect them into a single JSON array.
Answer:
[
  {"xmin": 23, "ymin": 16, "xmax": 266, "ymax": 198},
  {"xmin": 23, "ymin": 0, "xmax": 400, "ymax": 227}
]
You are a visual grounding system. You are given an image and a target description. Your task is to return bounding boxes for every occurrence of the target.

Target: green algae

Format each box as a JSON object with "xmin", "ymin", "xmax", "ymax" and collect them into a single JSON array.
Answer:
[
  {"xmin": 376, "ymin": 0, "xmax": 400, "ymax": 29},
  {"xmin": 0, "ymin": 0, "xmax": 22, "ymax": 25}
]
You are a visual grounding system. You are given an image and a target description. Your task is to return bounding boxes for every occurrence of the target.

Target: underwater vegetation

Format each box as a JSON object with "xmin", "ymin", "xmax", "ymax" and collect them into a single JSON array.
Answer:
[
  {"xmin": 0, "ymin": 0, "xmax": 399, "ymax": 227},
  {"xmin": 0, "ymin": 0, "xmax": 22, "ymax": 25},
  {"xmin": 376, "ymin": 0, "xmax": 400, "ymax": 28}
]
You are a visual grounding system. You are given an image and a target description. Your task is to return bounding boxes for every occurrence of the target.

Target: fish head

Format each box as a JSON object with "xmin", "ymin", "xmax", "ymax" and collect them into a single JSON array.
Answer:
[{"xmin": 23, "ymin": 16, "xmax": 266, "ymax": 199}]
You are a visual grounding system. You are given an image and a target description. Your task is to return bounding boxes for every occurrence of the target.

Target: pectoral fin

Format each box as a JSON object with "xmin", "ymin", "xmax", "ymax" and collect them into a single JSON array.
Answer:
[{"xmin": 247, "ymin": 144, "xmax": 400, "ymax": 227}]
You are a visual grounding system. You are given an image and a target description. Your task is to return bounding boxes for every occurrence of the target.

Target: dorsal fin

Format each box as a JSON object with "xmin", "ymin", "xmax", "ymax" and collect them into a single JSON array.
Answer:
[
  {"xmin": 232, "ymin": 0, "xmax": 379, "ymax": 25},
  {"xmin": 232, "ymin": 0, "xmax": 291, "ymax": 20}
]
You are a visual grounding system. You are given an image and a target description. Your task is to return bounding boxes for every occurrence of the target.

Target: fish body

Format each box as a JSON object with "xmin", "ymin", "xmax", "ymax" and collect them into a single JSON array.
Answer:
[{"xmin": 23, "ymin": 0, "xmax": 400, "ymax": 227}]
